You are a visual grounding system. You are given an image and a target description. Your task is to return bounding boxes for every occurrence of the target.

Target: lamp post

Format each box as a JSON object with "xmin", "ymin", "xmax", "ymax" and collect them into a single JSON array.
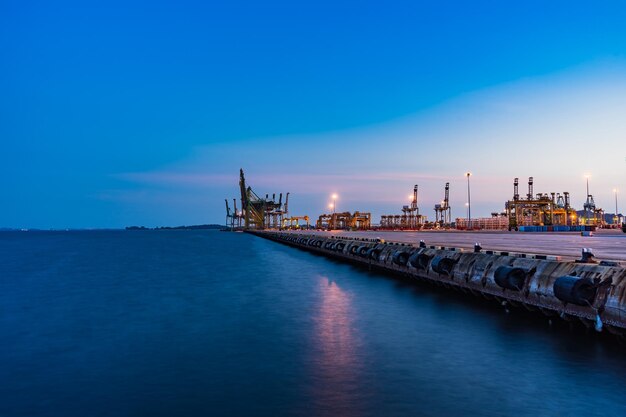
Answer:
[
  {"xmin": 615, "ymin": 188, "xmax": 619, "ymax": 225},
  {"xmin": 584, "ymin": 174, "xmax": 590, "ymax": 225},
  {"xmin": 331, "ymin": 194, "xmax": 338, "ymax": 214},
  {"xmin": 465, "ymin": 172, "xmax": 472, "ymax": 230}
]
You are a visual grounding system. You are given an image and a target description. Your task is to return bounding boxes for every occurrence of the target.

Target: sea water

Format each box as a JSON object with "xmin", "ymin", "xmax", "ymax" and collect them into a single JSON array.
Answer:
[{"xmin": 1, "ymin": 230, "xmax": 625, "ymax": 416}]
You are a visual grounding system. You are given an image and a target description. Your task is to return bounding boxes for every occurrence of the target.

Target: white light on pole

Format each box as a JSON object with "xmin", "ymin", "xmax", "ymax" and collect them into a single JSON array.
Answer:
[
  {"xmin": 584, "ymin": 174, "xmax": 591, "ymax": 225},
  {"xmin": 614, "ymin": 188, "xmax": 619, "ymax": 225},
  {"xmin": 465, "ymin": 172, "xmax": 472, "ymax": 230}
]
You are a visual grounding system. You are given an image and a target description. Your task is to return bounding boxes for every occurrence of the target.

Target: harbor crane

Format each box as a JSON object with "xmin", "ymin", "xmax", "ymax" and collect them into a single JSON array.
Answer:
[
  {"xmin": 434, "ymin": 182, "xmax": 451, "ymax": 228},
  {"xmin": 227, "ymin": 169, "xmax": 306, "ymax": 230},
  {"xmin": 225, "ymin": 199, "xmax": 235, "ymax": 229},
  {"xmin": 380, "ymin": 184, "xmax": 426, "ymax": 229},
  {"xmin": 225, "ymin": 198, "xmax": 243, "ymax": 229},
  {"xmin": 238, "ymin": 169, "xmax": 286, "ymax": 229}
]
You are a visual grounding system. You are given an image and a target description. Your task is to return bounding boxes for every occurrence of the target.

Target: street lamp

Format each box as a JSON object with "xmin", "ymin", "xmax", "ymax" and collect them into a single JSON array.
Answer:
[
  {"xmin": 331, "ymin": 194, "xmax": 338, "ymax": 214},
  {"xmin": 465, "ymin": 172, "xmax": 472, "ymax": 230},
  {"xmin": 584, "ymin": 174, "xmax": 591, "ymax": 225},
  {"xmin": 614, "ymin": 188, "xmax": 619, "ymax": 225}
]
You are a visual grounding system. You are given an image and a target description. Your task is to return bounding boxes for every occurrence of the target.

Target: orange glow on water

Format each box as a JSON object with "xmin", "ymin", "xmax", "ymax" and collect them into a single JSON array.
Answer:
[
  {"xmin": 316, "ymin": 279, "xmax": 355, "ymax": 360},
  {"xmin": 309, "ymin": 277, "xmax": 363, "ymax": 415}
]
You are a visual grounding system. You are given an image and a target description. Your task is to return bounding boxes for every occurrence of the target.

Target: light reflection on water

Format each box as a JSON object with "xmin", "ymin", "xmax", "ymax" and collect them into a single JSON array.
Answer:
[{"xmin": 310, "ymin": 277, "xmax": 363, "ymax": 416}]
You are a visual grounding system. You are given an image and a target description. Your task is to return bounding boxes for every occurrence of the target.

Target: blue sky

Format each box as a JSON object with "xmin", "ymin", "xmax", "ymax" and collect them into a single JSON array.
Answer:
[{"xmin": 2, "ymin": 1, "xmax": 626, "ymax": 228}]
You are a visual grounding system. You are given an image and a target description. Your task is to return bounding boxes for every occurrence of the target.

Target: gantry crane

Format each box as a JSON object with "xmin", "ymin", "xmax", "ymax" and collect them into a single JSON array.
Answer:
[
  {"xmin": 228, "ymin": 169, "xmax": 311, "ymax": 230},
  {"xmin": 380, "ymin": 184, "xmax": 426, "ymax": 229},
  {"xmin": 434, "ymin": 182, "xmax": 451, "ymax": 228},
  {"xmin": 236, "ymin": 169, "xmax": 289, "ymax": 230},
  {"xmin": 225, "ymin": 198, "xmax": 243, "ymax": 229},
  {"xmin": 316, "ymin": 211, "xmax": 371, "ymax": 230},
  {"xmin": 225, "ymin": 199, "xmax": 235, "ymax": 229},
  {"xmin": 583, "ymin": 193, "xmax": 605, "ymax": 226}
]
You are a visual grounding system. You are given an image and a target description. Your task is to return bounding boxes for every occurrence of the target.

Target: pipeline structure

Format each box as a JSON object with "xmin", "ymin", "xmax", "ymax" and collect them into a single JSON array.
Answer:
[{"xmin": 250, "ymin": 231, "xmax": 626, "ymax": 338}]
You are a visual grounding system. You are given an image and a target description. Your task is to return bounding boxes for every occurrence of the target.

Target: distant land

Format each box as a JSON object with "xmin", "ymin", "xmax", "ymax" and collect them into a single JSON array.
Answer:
[
  {"xmin": 0, "ymin": 227, "xmax": 121, "ymax": 231},
  {"xmin": 0, "ymin": 224, "xmax": 225, "ymax": 231},
  {"xmin": 125, "ymin": 224, "xmax": 224, "ymax": 230}
]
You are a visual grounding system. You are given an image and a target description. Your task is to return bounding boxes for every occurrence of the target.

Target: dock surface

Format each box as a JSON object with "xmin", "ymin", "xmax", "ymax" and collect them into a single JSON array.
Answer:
[{"xmin": 291, "ymin": 229, "xmax": 626, "ymax": 262}]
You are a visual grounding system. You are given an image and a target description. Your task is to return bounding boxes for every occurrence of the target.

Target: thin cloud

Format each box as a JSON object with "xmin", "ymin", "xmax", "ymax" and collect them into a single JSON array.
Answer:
[{"xmin": 112, "ymin": 61, "xmax": 626, "ymax": 221}]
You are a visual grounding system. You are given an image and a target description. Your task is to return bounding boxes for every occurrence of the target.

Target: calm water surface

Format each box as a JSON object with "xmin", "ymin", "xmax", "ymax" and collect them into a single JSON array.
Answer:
[{"xmin": 1, "ymin": 230, "xmax": 625, "ymax": 417}]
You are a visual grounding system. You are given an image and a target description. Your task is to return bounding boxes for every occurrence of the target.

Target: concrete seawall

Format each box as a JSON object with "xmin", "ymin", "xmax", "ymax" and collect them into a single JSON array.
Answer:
[{"xmin": 251, "ymin": 231, "xmax": 626, "ymax": 338}]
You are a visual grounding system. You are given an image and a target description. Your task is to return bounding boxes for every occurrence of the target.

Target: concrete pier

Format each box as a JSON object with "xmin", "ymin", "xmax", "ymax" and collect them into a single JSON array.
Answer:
[
  {"xmin": 303, "ymin": 229, "xmax": 626, "ymax": 262},
  {"xmin": 251, "ymin": 230, "xmax": 626, "ymax": 338}
]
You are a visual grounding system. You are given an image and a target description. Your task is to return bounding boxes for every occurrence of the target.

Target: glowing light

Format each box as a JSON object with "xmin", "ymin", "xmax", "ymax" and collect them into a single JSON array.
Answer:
[
  {"xmin": 312, "ymin": 277, "xmax": 356, "ymax": 408},
  {"xmin": 331, "ymin": 193, "xmax": 338, "ymax": 200}
]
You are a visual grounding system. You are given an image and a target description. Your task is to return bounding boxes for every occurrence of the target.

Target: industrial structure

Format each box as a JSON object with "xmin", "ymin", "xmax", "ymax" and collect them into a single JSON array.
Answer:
[
  {"xmin": 224, "ymin": 169, "xmax": 310, "ymax": 230},
  {"xmin": 433, "ymin": 182, "xmax": 452, "ymax": 228},
  {"xmin": 226, "ymin": 171, "xmax": 612, "ymax": 233},
  {"xmin": 237, "ymin": 169, "xmax": 286, "ymax": 229},
  {"xmin": 505, "ymin": 177, "xmax": 579, "ymax": 230},
  {"xmin": 581, "ymin": 183, "xmax": 606, "ymax": 227},
  {"xmin": 224, "ymin": 198, "xmax": 243, "ymax": 229},
  {"xmin": 282, "ymin": 216, "xmax": 310, "ymax": 229},
  {"xmin": 380, "ymin": 185, "xmax": 426, "ymax": 229},
  {"xmin": 316, "ymin": 211, "xmax": 371, "ymax": 230},
  {"xmin": 456, "ymin": 213, "xmax": 509, "ymax": 230}
]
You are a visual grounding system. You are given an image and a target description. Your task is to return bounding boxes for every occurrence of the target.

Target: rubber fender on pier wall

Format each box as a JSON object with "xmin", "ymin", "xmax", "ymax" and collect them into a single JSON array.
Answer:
[
  {"xmin": 409, "ymin": 252, "xmax": 431, "ymax": 270},
  {"xmin": 392, "ymin": 250, "xmax": 411, "ymax": 266},
  {"xmin": 251, "ymin": 231, "xmax": 626, "ymax": 336},
  {"xmin": 553, "ymin": 276, "xmax": 598, "ymax": 306},
  {"xmin": 494, "ymin": 266, "xmax": 527, "ymax": 291},
  {"xmin": 431, "ymin": 256, "xmax": 456, "ymax": 275},
  {"xmin": 366, "ymin": 247, "xmax": 382, "ymax": 261},
  {"xmin": 358, "ymin": 246, "xmax": 371, "ymax": 257}
]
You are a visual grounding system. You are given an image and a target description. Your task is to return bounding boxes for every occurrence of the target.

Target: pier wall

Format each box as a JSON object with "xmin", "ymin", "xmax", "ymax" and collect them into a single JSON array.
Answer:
[{"xmin": 251, "ymin": 231, "xmax": 626, "ymax": 337}]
